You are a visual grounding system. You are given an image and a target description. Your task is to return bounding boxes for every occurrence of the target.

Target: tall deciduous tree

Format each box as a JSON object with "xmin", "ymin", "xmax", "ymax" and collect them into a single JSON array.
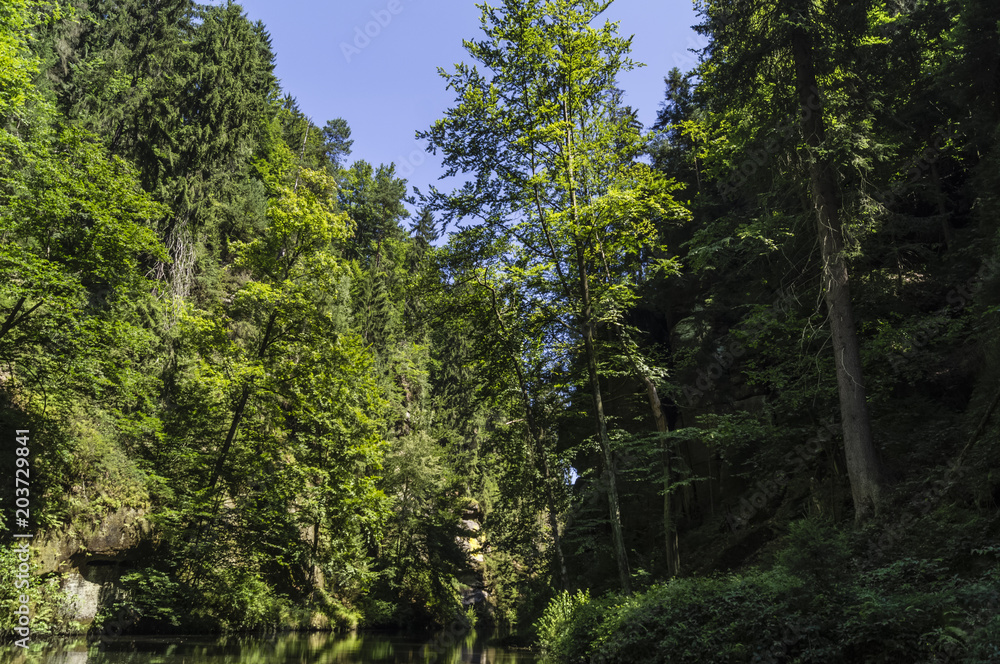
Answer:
[
  {"xmin": 169, "ymin": 121, "xmax": 390, "ymax": 595},
  {"xmin": 420, "ymin": 0, "xmax": 687, "ymax": 592}
]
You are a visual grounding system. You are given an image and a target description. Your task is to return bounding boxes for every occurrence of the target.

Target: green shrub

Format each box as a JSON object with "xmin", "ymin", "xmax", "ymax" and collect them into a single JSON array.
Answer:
[
  {"xmin": 206, "ymin": 567, "xmax": 287, "ymax": 631},
  {"xmin": 535, "ymin": 589, "xmax": 592, "ymax": 662},
  {"xmin": 534, "ymin": 522, "xmax": 1000, "ymax": 664},
  {"xmin": 0, "ymin": 545, "xmax": 79, "ymax": 638},
  {"xmin": 109, "ymin": 568, "xmax": 181, "ymax": 629}
]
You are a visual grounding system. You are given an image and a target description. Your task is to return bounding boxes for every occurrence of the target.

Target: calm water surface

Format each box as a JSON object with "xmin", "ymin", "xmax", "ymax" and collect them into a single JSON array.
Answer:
[{"xmin": 2, "ymin": 631, "xmax": 539, "ymax": 663}]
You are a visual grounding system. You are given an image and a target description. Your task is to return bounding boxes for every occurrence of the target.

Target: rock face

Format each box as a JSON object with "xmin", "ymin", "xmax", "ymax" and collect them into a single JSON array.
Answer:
[
  {"xmin": 35, "ymin": 652, "xmax": 89, "ymax": 664},
  {"xmin": 36, "ymin": 507, "xmax": 151, "ymax": 574},
  {"xmin": 34, "ymin": 507, "xmax": 151, "ymax": 628},
  {"xmin": 461, "ymin": 587, "xmax": 489, "ymax": 606},
  {"xmin": 458, "ymin": 519, "xmax": 484, "ymax": 565},
  {"xmin": 61, "ymin": 568, "xmax": 104, "ymax": 623},
  {"xmin": 455, "ymin": 501, "xmax": 493, "ymax": 618}
]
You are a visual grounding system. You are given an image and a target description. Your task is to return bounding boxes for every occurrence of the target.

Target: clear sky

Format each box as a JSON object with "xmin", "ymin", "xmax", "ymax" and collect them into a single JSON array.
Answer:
[{"xmin": 224, "ymin": 0, "xmax": 704, "ymax": 218}]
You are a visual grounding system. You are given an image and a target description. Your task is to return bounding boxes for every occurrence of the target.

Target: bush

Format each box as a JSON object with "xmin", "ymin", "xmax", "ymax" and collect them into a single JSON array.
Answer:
[
  {"xmin": 0, "ymin": 545, "xmax": 79, "ymax": 638},
  {"xmin": 106, "ymin": 568, "xmax": 181, "ymax": 630},
  {"xmin": 204, "ymin": 567, "xmax": 287, "ymax": 631},
  {"xmin": 535, "ymin": 589, "xmax": 592, "ymax": 661},
  {"xmin": 535, "ymin": 518, "xmax": 1000, "ymax": 663}
]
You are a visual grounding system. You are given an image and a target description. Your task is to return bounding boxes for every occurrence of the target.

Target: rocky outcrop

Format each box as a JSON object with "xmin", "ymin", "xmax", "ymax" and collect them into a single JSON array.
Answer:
[
  {"xmin": 36, "ymin": 507, "xmax": 151, "ymax": 574},
  {"xmin": 461, "ymin": 587, "xmax": 489, "ymax": 607},
  {"xmin": 61, "ymin": 568, "xmax": 106, "ymax": 624},
  {"xmin": 33, "ymin": 507, "xmax": 151, "ymax": 627},
  {"xmin": 455, "ymin": 501, "xmax": 492, "ymax": 618}
]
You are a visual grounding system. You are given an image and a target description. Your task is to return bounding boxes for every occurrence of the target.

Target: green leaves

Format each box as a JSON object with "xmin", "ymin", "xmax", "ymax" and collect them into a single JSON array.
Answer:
[
  {"xmin": 338, "ymin": 160, "xmax": 408, "ymax": 264},
  {"xmin": 151, "ymin": 130, "xmax": 394, "ymax": 613},
  {"xmin": 425, "ymin": 0, "xmax": 688, "ymax": 360},
  {"xmin": 0, "ymin": 126, "xmax": 168, "ymax": 409},
  {"xmin": 12, "ymin": 128, "xmax": 167, "ymax": 285},
  {"xmin": 0, "ymin": 0, "xmax": 63, "ymax": 122}
]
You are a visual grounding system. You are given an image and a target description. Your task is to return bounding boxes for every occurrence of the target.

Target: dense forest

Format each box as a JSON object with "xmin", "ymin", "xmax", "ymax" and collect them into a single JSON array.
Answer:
[{"xmin": 2, "ymin": 0, "xmax": 999, "ymax": 661}]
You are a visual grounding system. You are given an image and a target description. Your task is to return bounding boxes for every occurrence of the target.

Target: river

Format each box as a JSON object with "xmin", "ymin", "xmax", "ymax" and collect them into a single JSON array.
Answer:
[{"xmin": 2, "ymin": 631, "xmax": 539, "ymax": 663}]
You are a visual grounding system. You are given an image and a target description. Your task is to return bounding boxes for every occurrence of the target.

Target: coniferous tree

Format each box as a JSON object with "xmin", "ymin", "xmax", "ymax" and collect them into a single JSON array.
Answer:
[{"xmin": 694, "ymin": 0, "xmax": 885, "ymax": 519}]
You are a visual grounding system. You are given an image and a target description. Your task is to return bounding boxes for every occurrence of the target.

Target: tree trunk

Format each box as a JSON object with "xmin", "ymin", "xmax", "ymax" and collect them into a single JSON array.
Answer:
[
  {"xmin": 538, "ymin": 438, "xmax": 570, "ymax": 590},
  {"xmin": 929, "ymin": 163, "xmax": 954, "ymax": 248},
  {"xmin": 791, "ymin": 25, "xmax": 883, "ymax": 521},
  {"xmin": 577, "ymin": 245, "xmax": 631, "ymax": 593},
  {"xmin": 0, "ymin": 296, "xmax": 44, "ymax": 343},
  {"xmin": 510, "ymin": 355, "xmax": 571, "ymax": 590},
  {"xmin": 207, "ymin": 384, "xmax": 251, "ymax": 492},
  {"xmin": 563, "ymin": 73, "xmax": 629, "ymax": 590},
  {"xmin": 636, "ymin": 372, "xmax": 679, "ymax": 577},
  {"xmin": 481, "ymin": 277, "xmax": 570, "ymax": 589}
]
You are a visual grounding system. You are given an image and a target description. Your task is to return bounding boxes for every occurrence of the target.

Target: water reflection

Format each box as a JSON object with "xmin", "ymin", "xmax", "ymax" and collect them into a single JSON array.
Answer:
[{"xmin": 1, "ymin": 630, "xmax": 537, "ymax": 664}]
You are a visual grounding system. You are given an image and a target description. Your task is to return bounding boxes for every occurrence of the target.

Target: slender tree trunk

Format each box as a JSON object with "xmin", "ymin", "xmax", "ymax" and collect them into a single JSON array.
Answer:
[
  {"xmin": 0, "ymin": 296, "xmax": 44, "ymax": 342},
  {"xmin": 309, "ymin": 517, "xmax": 321, "ymax": 590},
  {"xmin": 958, "ymin": 383, "xmax": 1000, "ymax": 465},
  {"xmin": 637, "ymin": 373, "xmax": 680, "ymax": 577},
  {"xmin": 538, "ymin": 436, "xmax": 570, "ymax": 590},
  {"xmin": 509, "ymin": 359, "xmax": 570, "ymax": 589},
  {"xmin": 189, "ymin": 383, "xmax": 251, "ymax": 581},
  {"xmin": 394, "ymin": 483, "xmax": 410, "ymax": 588},
  {"xmin": 791, "ymin": 25, "xmax": 883, "ymax": 521},
  {"xmin": 206, "ymin": 309, "xmax": 279, "ymax": 492},
  {"xmin": 481, "ymin": 277, "xmax": 569, "ymax": 589},
  {"xmin": 600, "ymin": 239, "xmax": 680, "ymax": 574},
  {"xmin": 929, "ymin": 163, "xmax": 953, "ymax": 248},
  {"xmin": 207, "ymin": 385, "xmax": 251, "ymax": 492},
  {"xmin": 561, "ymin": 73, "xmax": 630, "ymax": 589},
  {"xmin": 576, "ymin": 244, "xmax": 631, "ymax": 593}
]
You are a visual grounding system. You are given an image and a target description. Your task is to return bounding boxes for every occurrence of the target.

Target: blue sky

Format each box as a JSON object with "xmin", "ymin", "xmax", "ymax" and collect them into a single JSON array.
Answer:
[{"xmin": 228, "ymin": 0, "xmax": 704, "ymax": 218}]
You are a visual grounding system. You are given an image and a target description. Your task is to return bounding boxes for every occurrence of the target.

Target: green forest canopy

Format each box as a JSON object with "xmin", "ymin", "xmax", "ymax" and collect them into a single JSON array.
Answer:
[{"xmin": 1, "ymin": 0, "xmax": 999, "ymax": 660}]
